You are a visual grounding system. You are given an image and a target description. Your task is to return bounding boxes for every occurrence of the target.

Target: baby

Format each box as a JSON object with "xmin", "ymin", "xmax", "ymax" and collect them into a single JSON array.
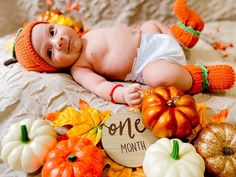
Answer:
[
  {"xmin": 33, "ymin": 20, "xmax": 193, "ymax": 106},
  {"xmin": 8, "ymin": 20, "xmax": 235, "ymax": 108},
  {"xmin": 6, "ymin": 0, "xmax": 235, "ymax": 107}
]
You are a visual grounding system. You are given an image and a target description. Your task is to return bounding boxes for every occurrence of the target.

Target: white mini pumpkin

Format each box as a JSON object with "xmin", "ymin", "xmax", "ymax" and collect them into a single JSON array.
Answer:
[
  {"xmin": 1, "ymin": 118, "xmax": 57, "ymax": 173},
  {"xmin": 143, "ymin": 138, "xmax": 205, "ymax": 177}
]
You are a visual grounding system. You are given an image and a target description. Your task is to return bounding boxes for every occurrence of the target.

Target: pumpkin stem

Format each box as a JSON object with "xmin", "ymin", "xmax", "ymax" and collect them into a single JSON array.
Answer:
[
  {"xmin": 170, "ymin": 140, "xmax": 180, "ymax": 160},
  {"xmin": 222, "ymin": 147, "xmax": 234, "ymax": 156},
  {"xmin": 167, "ymin": 96, "xmax": 180, "ymax": 107},
  {"xmin": 67, "ymin": 154, "xmax": 77, "ymax": 162},
  {"xmin": 20, "ymin": 125, "xmax": 30, "ymax": 143}
]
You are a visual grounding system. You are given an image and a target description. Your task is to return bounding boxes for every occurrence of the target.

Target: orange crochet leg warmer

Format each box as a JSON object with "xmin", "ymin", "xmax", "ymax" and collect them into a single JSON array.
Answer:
[
  {"xmin": 171, "ymin": 0, "xmax": 204, "ymax": 48},
  {"xmin": 183, "ymin": 64, "xmax": 235, "ymax": 94}
]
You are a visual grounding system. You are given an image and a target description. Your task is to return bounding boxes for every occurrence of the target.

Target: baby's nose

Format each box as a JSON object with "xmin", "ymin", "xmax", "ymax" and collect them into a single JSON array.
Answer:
[{"xmin": 55, "ymin": 37, "xmax": 64, "ymax": 50}]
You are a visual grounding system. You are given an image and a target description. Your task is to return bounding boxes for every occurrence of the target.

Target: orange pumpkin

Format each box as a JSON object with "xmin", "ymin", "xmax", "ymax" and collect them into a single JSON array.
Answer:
[
  {"xmin": 42, "ymin": 137, "xmax": 104, "ymax": 177},
  {"xmin": 141, "ymin": 87, "xmax": 199, "ymax": 138}
]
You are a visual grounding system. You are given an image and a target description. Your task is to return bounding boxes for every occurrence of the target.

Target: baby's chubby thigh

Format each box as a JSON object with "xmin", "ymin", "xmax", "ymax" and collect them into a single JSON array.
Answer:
[{"xmin": 142, "ymin": 60, "xmax": 192, "ymax": 91}]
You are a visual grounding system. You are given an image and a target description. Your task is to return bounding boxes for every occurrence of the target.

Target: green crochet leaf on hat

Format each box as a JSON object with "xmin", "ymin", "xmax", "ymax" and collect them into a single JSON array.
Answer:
[
  {"xmin": 12, "ymin": 28, "xmax": 22, "ymax": 61},
  {"xmin": 177, "ymin": 20, "xmax": 200, "ymax": 37}
]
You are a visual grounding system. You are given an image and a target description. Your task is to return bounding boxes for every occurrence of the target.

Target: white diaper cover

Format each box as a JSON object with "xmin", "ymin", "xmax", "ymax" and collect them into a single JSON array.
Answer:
[{"xmin": 125, "ymin": 32, "xmax": 187, "ymax": 83}]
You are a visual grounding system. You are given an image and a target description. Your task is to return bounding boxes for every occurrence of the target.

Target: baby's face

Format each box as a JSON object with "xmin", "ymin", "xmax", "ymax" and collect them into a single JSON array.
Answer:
[{"xmin": 31, "ymin": 23, "xmax": 83, "ymax": 68}]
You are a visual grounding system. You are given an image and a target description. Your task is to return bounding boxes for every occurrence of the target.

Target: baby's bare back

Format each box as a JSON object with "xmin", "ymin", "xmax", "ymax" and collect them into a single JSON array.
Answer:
[{"xmin": 77, "ymin": 25, "xmax": 141, "ymax": 80}]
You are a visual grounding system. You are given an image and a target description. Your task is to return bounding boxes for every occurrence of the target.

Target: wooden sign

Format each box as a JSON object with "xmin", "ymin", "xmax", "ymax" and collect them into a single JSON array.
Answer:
[{"xmin": 102, "ymin": 112, "xmax": 157, "ymax": 167}]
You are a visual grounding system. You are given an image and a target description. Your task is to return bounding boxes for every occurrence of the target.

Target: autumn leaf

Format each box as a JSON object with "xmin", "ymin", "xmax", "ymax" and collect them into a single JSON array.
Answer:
[
  {"xmin": 79, "ymin": 99, "xmax": 90, "ymax": 109},
  {"xmin": 212, "ymin": 109, "xmax": 228, "ymax": 121},
  {"xmin": 197, "ymin": 103, "xmax": 208, "ymax": 128},
  {"xmin": 102, "ymin": 150, "xmax": 145, "ymax": 177},
  {"xmin": 67, "ymin": 107, "xmax": 110, "ymax": 144},
  {"xmin": 44, "ymin": 99, "xmax": 110, "ymax": 145},
  {"xmin": 47, "ymin": 107, "xmax": 82, "ymax": 126},
  {"xmin": 186, "ymin": 103, "xmax": 207, "ymax": 142},
  {"xmin": 187, "ymin": 104, "xmax": 229, "ymax": 143}
]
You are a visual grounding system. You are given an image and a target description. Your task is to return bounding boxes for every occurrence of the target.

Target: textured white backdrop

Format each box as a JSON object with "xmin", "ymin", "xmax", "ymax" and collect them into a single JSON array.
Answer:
[
  {"xmin": 1, "ymin": 0, "xmax": 236, "ymax": 36},
  {"xmin": 1, "ymin": 1, "xmax": 236, "ymax": 177}
]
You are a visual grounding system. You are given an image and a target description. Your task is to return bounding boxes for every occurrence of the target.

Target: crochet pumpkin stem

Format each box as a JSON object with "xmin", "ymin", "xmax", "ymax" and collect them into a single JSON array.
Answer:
[
  {"xmin": 20, "ymin": 125, "xmax": 30, "ymax": 143},
  {"xmin": 170, "ymin": 0, "xmax": 204, "ymax": 48},
  {"xmin": 170, "ymin": 140, "xmax": 180, "ymax": 160}
]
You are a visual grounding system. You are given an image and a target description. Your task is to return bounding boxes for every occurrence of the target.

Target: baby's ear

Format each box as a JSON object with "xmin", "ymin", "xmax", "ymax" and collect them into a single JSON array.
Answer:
[{"xmin": 3, "ymin": 58, "xmax": 18, "ymax": 66}]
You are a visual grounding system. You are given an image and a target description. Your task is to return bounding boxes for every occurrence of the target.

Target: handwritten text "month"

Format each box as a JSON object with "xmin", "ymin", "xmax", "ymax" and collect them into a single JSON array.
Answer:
[{"xmin": 121, "ymin": 141, "xmax": 146, "ymax": 153}]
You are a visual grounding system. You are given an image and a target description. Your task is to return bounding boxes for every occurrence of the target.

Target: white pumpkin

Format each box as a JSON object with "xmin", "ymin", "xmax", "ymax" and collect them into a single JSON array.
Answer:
[
  {"xmin": 1, "ymin": 118, "xmax": 57, "ymax": 173},
  {"xmin": 143, "ymin": 138, "xmax": 205, "ymax": 177}
]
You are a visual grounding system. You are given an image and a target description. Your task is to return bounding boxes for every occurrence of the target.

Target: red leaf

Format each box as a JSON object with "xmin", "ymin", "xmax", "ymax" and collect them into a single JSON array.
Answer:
[
  {"xmin": 44, "ymin": 112, "xmax": 58, "ymax": 122},
  {"xmin": 79, "ymin": 99, "xmax": 90, "ymax": 110}
]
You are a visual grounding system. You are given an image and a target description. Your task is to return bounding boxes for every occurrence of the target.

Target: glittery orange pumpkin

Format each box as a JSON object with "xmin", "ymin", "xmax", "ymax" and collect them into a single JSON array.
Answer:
[
  {"xmin": 194, "ymin": 123, "xmax": 236, "ymax": 177},
  {"xmin": 141, "ymin": 87, "xmax": 199, "ymax": 138}
]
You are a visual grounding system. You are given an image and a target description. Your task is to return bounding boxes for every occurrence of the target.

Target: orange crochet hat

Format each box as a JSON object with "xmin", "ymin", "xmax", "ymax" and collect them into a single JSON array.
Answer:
[
  {"xmin": 14, "ymin": 21, "xmax": 59, "ymax": 72},
  {"xmin": 171, "ymin": 0, "xmax": 204, "ymax": 48}
]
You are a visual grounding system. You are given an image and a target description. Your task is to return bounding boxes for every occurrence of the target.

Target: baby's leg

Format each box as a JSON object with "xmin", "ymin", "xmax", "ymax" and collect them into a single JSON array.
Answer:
[
  {"xmin": 141, "ymin": 20, "xmax": 171, "ymax": 35},
  {"xmin": 142, "ymin": 60, "xmax": 192, "ymax": 91}
]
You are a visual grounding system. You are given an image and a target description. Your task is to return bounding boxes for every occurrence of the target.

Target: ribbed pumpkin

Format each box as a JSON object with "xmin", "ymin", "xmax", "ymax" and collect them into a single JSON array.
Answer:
[
  {"xmin": 41, "ymin": 137, "xmax": 104, "ymax": 177},
  {"xmin": 194, "ymin": 123, "xmax": 236, "ymax": 177},
  {"xmin": 141, "ymin": 87, "xmax": 199, "ymax": 138}
]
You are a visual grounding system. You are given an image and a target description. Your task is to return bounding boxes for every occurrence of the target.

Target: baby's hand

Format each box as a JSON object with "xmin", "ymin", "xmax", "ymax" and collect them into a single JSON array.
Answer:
[{"xmin": 123, "ymin": 83, "xmax": 142, "ymax": 108}]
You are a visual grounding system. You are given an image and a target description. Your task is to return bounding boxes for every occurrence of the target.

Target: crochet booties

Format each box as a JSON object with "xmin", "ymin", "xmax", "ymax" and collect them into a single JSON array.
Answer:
[
  {"xmin": 171, "ymin": 0, "xmax": 204, "ymax": 48},
  {"xmin": 183, "ymin": 64, "xmax": 235, "ymax": 94}
]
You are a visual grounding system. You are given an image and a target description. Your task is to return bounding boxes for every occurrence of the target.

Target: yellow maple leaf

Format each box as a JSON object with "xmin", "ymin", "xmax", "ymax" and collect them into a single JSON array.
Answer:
[
  {"xmin": 52, "ymin": 107, "xmax": 81, "ymax": 126},
  {"xmin": 44, "ymin": 100, "xmax": 110, "ymax": 145},
  {"xmin": 67, "ymin": 108, "xmax": 110, "ymax": 145}
]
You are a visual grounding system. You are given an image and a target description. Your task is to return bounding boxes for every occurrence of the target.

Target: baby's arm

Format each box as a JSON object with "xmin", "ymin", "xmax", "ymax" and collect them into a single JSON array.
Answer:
[{"xmin": 71, "ymin": 66, "xmax": 142, "ymax": 107}]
